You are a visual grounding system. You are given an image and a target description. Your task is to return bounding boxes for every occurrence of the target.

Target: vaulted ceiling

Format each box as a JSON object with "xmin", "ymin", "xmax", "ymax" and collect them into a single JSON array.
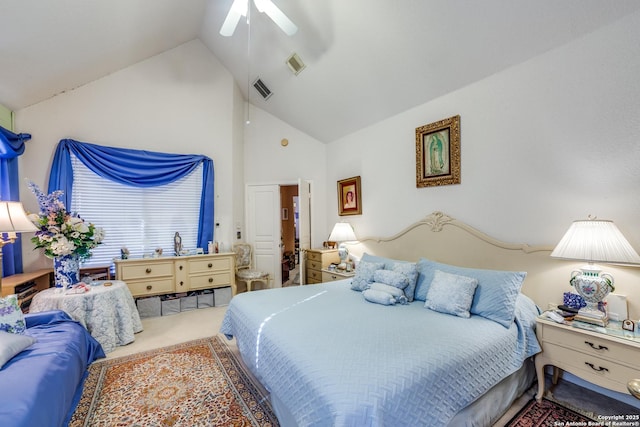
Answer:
[{"xmin": 2, "ymin": 0, "xmax": 639, "ymax": 142}]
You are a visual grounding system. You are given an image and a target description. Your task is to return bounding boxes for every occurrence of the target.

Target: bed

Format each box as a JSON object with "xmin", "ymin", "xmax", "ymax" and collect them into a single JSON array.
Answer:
[
  {"xmin": 221, "ymin": 212, "xmax": 557, "ymax": 426},
  {"xmin": 0, "ymin": 310, "xmax": 105, "ymax": 427}
]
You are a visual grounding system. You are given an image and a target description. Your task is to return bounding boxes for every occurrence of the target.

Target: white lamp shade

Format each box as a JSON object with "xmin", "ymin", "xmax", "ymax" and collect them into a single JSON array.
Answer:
[
  {"xmin": 0, "ymin": 202, "xmax": 38, "ymax": 233},
  {"xmin": 551, "ymin": 219, "xmax": 640, "ymax": 265},
  {"xmin": 328, "ymin": 222, "xmax": 357, "ymax": 242}
]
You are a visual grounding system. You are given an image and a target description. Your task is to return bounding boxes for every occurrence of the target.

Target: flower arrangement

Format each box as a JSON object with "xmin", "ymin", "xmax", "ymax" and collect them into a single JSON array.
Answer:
[{"xmin": 27, "ymin": 180, "xmax": 105, "ymax": 260}]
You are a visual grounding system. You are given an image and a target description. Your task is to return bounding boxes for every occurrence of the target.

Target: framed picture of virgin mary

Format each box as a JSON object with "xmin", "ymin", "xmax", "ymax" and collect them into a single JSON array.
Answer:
[{"xmin": 415, "ymin": 115, "xmax": 461, "ymax": 188}]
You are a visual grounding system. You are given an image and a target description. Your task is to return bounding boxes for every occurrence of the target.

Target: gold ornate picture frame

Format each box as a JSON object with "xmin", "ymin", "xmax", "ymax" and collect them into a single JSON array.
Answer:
[
  {"xmin": 337, "ymin": 176, "xmax": 362, "ymax": 216},
  {"xmin": 416, "ymin": 115, "xmax": 461, "ymax": 188}
]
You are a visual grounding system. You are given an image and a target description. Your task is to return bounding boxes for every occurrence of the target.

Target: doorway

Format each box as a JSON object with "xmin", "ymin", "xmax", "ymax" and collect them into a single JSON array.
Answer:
[{"xmin": 280, "ymin": 185, "xmax": 298, "ymax": 285}]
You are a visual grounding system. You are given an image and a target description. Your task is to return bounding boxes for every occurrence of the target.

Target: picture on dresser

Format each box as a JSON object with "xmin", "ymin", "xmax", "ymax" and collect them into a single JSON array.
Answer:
[{"xmin": 337, "ymin": 176, "xmax": 362, "ymax": 216}]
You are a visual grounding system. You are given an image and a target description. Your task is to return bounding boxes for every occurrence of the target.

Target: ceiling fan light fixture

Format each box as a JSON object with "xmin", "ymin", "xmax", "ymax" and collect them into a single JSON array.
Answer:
[{"xmin": 220, "ymin": 0, "xmax": 297, "ymax": 37}]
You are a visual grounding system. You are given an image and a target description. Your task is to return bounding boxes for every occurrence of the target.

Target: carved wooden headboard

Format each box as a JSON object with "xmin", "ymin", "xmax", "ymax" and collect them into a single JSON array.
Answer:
[{"xmin": 346, "ymin": 212, "xmax": 640, "ymax": 318}]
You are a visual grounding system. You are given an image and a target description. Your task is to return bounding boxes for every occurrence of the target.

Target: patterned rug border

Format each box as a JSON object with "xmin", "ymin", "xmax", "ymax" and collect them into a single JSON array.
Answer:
[
  {"xmin": 507, "ymin": 397, "xmax": 595, "ymax": 426},
  {"xmin": 71, "ymin": 335, "xmax": 279, "ymax": 427}
]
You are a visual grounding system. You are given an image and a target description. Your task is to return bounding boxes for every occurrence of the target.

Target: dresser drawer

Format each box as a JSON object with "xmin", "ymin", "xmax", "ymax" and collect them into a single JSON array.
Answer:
[
  {"xmin": 542, "ymin": 325, "xmax": 639, "ymax": 369},
  {"xmin": 322, "ymin": 271, "xmax": 354, "ymax": 282},
  {"xmin": 189, "ymin": 272, "xmax": 232, "ymax": 290},
  {"xmin": 307, "ymin": 269, "xmax": 322, "ymax": 283},
  {"xmin": 307, "ymin": 260, "xmax": 323, "ymax": 271},
  {"xmin": 127, "ymin": 278, "xmax": 175, "ymax": 297},
  {"xmin": 542, "ymin": 342, "xmax": 638, "ymax": 393},
  {"xmin": 189, "ymin": 256, "xmax": 232, "ymax": 274},
  {"xmin": 120, "ymin": 262, "xmax": 174, "ymax": 280}
]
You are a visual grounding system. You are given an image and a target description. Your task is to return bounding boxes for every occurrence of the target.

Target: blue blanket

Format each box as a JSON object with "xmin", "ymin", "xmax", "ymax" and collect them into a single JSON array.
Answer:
[
  {"xmin": 221, "ymin": 280, "xmax": 540, "ymax": 426},
  {"xmin": 0, "ymin": 310, "xmax": 105, "ymax": 427}
]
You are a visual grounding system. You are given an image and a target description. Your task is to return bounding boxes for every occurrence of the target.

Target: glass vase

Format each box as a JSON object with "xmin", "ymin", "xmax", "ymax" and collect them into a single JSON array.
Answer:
[{"xmin": 53, "ymin": 254, "xmax": 80, "ymax": 289}]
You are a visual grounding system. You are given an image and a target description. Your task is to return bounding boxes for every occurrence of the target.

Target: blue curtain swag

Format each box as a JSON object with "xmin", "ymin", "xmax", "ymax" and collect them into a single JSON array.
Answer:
[{"xmin": 48, "ymin": 139, "xmax": 214, "ymax": 249}]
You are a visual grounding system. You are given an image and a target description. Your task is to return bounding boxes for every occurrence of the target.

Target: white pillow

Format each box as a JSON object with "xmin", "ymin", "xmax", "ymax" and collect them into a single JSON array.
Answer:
[
  {"xmin": 0, "ymin": 331, "xmax": 36, "ymax": 369},
  {"xmin": 425, "ymin": 270, "xmax": 478, "ymax": 318}
]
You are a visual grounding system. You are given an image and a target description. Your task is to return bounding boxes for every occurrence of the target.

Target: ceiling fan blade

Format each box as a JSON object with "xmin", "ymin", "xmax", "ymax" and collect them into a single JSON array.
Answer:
[
  {"xmin": 220, "ymin": 0, "xmax": 248, "ymax": 37},
  {"xmin": 254, "ymin": 0, "xmax": 298, "ymax": 36}
]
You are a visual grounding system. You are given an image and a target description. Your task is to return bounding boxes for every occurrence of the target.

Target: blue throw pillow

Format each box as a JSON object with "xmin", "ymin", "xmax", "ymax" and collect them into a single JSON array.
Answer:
[
  {"xmin": 424, "ymin": 270, "xmax": 478, "ymax": 318},
  {"xmin": 351, "ymin": 260, "xmax": 385, "ymax": 291},
  {"xmin": 361, "ymin": 253, "xmax": 418, "ymax": 302},
  {"xmin": 415, "ymin": 258, "xmax": 526, "ymax": 327},
  {"xmin": 373, "ymin": 270, "xmax": 409, "ymax": 290}
]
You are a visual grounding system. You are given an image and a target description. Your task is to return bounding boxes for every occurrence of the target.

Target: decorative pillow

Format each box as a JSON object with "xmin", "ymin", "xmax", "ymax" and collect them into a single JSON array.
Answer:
[
  {"xmin": 0, "ymin": 295, "xmax": 26, "ymax": 334},
  {"xmin": 415, "ymin": 258, "xmax": 526, "ymax": 328},
  {"xmin": 391, "ymin": 262, "xmax": 418, "ymax": 302},
  {"xmin": 351, "ymin": 261, "xmax": 385, "ymax": 291},
  {"xmin": 373, "ymin": 270, "xmax": 409, "ymax": 290},
  {"xmin": 0, "ymin": 331, "xmax": 36, "ymax": 369},
  {"xmin": 362, "ymin": 289, "xmax": 396, "ymax": 306},
  {"xmin": 424, "ymin": 270, "xmax": 478, "ymax": 318},
  {"xmin": 369, "ymin": 282, "xmax": 408, "ymax": 304},
  {"xmin": 361, "ymin": 254, "xmax": 418, "ymax": 302}
]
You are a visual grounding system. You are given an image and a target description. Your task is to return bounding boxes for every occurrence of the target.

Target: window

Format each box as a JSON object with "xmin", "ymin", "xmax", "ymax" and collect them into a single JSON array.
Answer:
[{"xmin": 70, "ymin": 154, "xmax": 202, "ymax": 267}]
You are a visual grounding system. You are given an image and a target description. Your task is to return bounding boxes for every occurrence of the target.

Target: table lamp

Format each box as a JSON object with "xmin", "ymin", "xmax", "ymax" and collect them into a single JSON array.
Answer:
[
  {"xmin": 328, "ymin": 222, "xmax": 357, "ymax": 270},
  {"xmin": 551, "ymin": 217, "xmax": 640, "ymax": 326},
  {"xmin": 0, "ymin": 201, "xmax": 38, "ymax": 280}
]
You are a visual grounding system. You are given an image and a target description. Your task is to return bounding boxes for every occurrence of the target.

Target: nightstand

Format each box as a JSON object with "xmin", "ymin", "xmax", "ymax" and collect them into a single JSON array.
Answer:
[
  {"xmin": 321, "ymin": 269, "xmax": 355, "ymax": 283},
  {"xmin": 535, "ymin": 315, "xmax": 640, "ymax": 401}
]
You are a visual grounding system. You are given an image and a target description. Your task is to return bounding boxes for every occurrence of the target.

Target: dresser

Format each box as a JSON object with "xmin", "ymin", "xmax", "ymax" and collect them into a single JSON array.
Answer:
[
  {"xmin": 305, "ymin": 249, "xmax": 340, "ymax": 284},
  {"xmin": 115, "ymin": 253, "xmax": 235, "ymax": 297},
  {"xmin": 535, "ymin": 315, "xmax": 640, "ymax": 400}
]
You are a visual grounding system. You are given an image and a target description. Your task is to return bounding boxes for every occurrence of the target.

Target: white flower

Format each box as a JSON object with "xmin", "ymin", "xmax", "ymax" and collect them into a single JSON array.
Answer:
[{"xmin": 50, "ymin": 237, "xmax": 76, "ymax": 256}]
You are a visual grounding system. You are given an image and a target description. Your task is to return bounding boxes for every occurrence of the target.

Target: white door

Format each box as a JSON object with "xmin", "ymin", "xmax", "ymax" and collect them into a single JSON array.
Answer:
[
  {"xmin": 298, "ymin": 179, "xmax": 312, "ymax": 285},
  {"xmin": 246, "ymin": 185, "xmax": 282, "ymax": 287}
]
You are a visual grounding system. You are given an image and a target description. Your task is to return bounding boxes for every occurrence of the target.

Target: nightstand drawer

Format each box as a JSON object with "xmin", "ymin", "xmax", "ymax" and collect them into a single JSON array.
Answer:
[
  {"xmin": 543, "ymin": 326, "xmax": 639, "ymax": 368},
  {"xmin": 307, "ymin": 251, "xmax": 323, "ymax": 262},
  {"xmin": 542, "ymin": 342, "xmax": 638, "ymax": 393}
]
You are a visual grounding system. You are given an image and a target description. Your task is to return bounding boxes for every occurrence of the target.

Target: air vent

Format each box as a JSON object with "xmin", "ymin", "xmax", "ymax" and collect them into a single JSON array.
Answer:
[
  {"xmin": 286, "ymin": 52, "xmax": 306, "ymax": 75},
  {"xmin": 253, "ymin": 78, "xmax": 272, "ymax": 100}
]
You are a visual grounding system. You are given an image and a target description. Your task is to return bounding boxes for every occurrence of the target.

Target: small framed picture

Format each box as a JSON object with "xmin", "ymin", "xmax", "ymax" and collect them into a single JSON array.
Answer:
[
  {"xmin": 337, "ymin": 176, "xmax": 362, "ymax": 216},
  {"xmin": 622, "ymin": 319, "xmax": 635, "ymax": 332}
]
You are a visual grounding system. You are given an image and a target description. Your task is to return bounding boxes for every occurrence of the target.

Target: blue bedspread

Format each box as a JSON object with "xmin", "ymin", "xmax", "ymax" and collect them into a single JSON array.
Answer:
[
  {"xmin": 221, "ymin": 280, "xmax": 540, "ymax": 426},
  {"xmin": 0, "ymin": 310, "xmax": 105, "ymax": 427}
]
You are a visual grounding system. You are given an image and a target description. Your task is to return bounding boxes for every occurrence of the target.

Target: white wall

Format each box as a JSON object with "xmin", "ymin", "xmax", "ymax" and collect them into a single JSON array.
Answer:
[
  {"xmin": 15, "ymin": 40, "xmax": 242, "ymax": 270},
  {"xmin": 243, "ymin": 105, "xmax": 328, "ymax": 247},
  {"xmin": 326, "ymin": 12, "xmax": 640, "ymax": 312}
]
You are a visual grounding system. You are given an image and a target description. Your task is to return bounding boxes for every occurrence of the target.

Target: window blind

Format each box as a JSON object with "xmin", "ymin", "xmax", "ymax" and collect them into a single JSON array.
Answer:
[{"xmin": 70, "ymin": 154, "xmax": 202, "ymax": 267}]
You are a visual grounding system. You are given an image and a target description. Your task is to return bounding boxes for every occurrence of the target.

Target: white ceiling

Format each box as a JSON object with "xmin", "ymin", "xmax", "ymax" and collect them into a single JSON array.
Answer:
[{"xmin": 2, "ymin": 0, "xmax": 640, "ymax": 142}]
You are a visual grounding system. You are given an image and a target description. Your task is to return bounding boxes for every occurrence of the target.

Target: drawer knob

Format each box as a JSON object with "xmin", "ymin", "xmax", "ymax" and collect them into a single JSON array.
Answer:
[
  {"xmin": 146, "ymin": 268, "xmax": 152, "ymax": 274},
  {"xmin": 146, "ymin": 285, "xmax": 152, "ymax": 290},
  {"xmin": 585, "ymin": 362, "xmax": 609, "ymax": 373},
  {"xmin": 208, "ymin": 263, "xmax": 213, "ymax": 268},
  {"xmin": 180, "ymin": 281, "xmax": 184, "ymax": 286},
  {"xmin": 584, "ymin": 341, "xmax": 608, "ymax": 351},
  {"xmin": 208, "ymin": 277, "xmax": 214, "ymax": 283},
  {"xmin": 179, "ymin": 265, "xmax": 183, "ymax": 270}
]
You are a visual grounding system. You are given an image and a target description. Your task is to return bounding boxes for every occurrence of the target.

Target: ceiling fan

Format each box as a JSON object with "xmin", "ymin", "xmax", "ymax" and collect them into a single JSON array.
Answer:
[{"xmin": 220, "ymin": 0, "xmax": 298, "ymax": 37}]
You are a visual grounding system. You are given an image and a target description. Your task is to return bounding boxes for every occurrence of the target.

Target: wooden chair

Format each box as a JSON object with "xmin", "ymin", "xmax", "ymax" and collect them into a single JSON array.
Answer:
[{"xmin": 233, "ymin": 243, "xmax": 271, "ymax": 293}]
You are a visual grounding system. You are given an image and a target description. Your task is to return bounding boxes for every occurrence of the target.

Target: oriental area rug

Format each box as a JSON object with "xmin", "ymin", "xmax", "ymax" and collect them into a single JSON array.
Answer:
[
  {"xmin": 506, "ymin": 397, "xmax": 593, "ymax": 426},
  {"xmin": 70, "ymin": 335, "xmax": 279, "ymax": 427}
]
